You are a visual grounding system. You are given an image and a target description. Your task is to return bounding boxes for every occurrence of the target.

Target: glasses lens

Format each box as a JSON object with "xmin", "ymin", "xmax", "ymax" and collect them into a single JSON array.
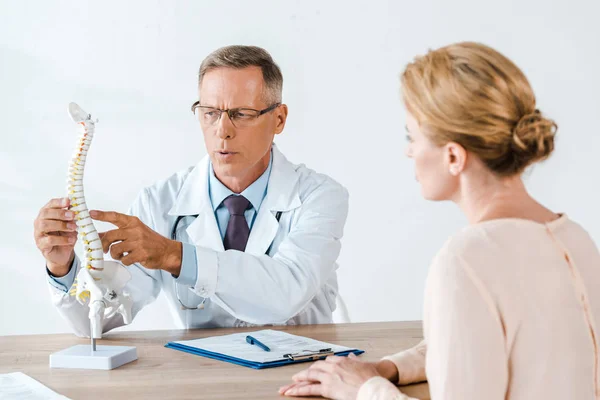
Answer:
[
  {"xmin": 196, "ymin": 107, "xmax": 221, "ymax": 125},
  {"xmin": 229, "ymin": 109, "xmax": 260, "ymax": 127}
]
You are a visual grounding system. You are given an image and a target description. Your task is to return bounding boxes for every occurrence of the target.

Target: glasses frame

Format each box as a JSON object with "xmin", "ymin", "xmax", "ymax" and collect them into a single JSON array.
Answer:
[{"xmin": 191, "ymin": 101, "xmax": 281, "ymax": 127}]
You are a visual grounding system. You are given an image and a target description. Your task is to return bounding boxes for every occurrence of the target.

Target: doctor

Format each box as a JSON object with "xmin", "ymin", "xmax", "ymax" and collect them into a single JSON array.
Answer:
[{"xmin": 34, "ymin": 45, "xmax": 349, "ymax": 336}]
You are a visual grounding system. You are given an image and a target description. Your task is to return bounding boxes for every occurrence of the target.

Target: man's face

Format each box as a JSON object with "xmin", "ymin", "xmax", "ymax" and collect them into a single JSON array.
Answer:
[{"xmin": 197, "ymin": 66, "xmax": 287, "ymax": 181}]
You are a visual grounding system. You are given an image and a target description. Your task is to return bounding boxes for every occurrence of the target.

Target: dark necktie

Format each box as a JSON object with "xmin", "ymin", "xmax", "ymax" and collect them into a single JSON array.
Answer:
[{"xmin": 223, "ymin": 195, "xmax": 251, "ymax": 251}]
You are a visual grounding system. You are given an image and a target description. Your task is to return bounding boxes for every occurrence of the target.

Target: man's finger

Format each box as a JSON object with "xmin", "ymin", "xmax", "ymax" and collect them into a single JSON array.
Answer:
[
  {"xmin": 37, "ymin": 220, "xmax": 78, "ymax": 235},
  {"xmin": 39, "ymin": 208, "xmax": 76, "ymax": 222},
  {"xmin": 52, "ymin": 231, "xmax": 78, "ymax": 240},
  {"xmin": 109, "ymin": 241, "xmax": 133, "ymax": 261},
  {"xmin": 120, "ymin": 251, "xmax": 141, "ymax": 267},
  {"xmin": 99, "ymin": 229, "xmax": 131, "ymax": 253},
  {"xmin": 44, "ymin": 197, "xmax": 70, "ymax": 209},
  {"xmin": 39, "ymin": 234, "xmax": 77, "ymax": 249},
  {"xmin": 90, "ymin": 210, "xmax": 132, "ymax": 228}
]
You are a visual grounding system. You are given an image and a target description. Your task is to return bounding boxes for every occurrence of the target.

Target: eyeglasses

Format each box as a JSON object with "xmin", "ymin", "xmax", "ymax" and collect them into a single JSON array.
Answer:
[{"xmin": 191, "ymin": 101, "xmax": 280, "ymax": 128}]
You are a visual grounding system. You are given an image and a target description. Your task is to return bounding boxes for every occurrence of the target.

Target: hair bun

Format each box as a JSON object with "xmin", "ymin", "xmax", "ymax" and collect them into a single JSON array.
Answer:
[{"xmin": 510, "ymin": 109, "xmax": 557, "ymax": 168}]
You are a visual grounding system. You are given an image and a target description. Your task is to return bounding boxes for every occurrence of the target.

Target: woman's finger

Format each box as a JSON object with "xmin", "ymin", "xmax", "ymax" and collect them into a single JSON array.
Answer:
[
  {"xmin": 292, "ymin": 368, "xmax": 328, "ymax": 383},
  {"xmin": 325, "ymin": 355, "xmax": 346, "ymax": 364},
  {"xmin": 284, "ymin": 383, "xmax": 324, "ymax": 397},
  {"xmin": 278, "ymin": 381, "xmax": 312, "ymax": 394}
]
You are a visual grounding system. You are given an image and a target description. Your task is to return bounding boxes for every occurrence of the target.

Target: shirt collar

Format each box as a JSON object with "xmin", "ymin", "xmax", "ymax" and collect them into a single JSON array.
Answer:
[{"xmin": 208, "ymin": 150, "xmax": 273, "ymax": 212}]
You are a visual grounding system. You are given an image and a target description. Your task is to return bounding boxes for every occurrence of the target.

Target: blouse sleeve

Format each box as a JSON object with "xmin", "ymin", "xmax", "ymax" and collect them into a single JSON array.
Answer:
[
  {"xmin": 381, "ymin": 340, "xmax": 427, "ymax": 385},
  {"xmin": 423, "ymin": 252, "xmax": 508, "ymax": 399}
]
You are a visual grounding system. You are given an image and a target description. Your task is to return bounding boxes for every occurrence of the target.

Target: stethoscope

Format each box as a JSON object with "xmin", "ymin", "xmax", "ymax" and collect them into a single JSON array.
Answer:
[{"xmin": 171, "ymin": 212, "xmax": 282, "ymax": 311}]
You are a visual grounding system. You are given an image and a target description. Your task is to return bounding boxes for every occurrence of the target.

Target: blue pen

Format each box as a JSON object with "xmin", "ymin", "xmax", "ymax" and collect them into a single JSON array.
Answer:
[{"xmin": 246, "ymin": 335, "xmax": 271, "ymax": 352}]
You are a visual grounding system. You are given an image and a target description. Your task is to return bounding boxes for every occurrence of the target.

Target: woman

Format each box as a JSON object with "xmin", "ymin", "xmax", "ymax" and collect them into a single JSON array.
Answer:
[{"xmin": 279, "ymin": 42, "xmax": 600, "ymax": 399}]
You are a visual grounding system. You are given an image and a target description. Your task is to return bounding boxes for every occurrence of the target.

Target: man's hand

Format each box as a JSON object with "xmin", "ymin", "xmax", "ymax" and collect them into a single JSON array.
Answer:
[
  {"xmin": 34, "ymin": 197, "xmax": 78, "ymax": 277},
  {"xmin": 90, "ymin": 210, "xmax": 183, "ymax": 276}
]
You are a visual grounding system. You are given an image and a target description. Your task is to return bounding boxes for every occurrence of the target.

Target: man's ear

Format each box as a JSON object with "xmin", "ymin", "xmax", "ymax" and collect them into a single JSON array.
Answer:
[{"xmin": 274, "ymin": 104, "xmax": 288, "ymax": 135}]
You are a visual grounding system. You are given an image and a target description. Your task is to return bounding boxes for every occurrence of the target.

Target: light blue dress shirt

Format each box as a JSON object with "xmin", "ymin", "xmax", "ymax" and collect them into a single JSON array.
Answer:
[{"xmin": 48, "ymin": 151, "xmax": 273, "ymax": 291}]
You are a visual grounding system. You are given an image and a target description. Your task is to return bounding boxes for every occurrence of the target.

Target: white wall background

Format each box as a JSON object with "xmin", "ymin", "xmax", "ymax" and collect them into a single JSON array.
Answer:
[{"xmin": 1, "ymin": 0, "xmax": 599, "ymax": 336}]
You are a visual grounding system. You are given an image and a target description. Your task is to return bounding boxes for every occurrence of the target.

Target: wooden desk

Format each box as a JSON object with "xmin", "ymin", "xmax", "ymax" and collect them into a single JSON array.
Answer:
[{"xmin": 0, "ymin": 321, "xmax": 429, "ymax": 399}]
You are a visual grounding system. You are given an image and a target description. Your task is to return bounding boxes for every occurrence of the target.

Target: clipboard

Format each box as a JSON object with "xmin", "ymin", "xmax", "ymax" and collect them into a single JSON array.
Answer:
[{"xmin": 165, "ymin": 329, "xmax": 365, "ymax": 369}]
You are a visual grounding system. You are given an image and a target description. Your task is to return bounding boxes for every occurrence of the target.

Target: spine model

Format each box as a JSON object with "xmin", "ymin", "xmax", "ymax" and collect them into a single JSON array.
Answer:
[
  {"xmin": 66, "ymin": 104, "xmax": 104, "ymax": 281},
  {"xmin": 66, "ymin": 103, "xmax": 133, "ymax": 339}
]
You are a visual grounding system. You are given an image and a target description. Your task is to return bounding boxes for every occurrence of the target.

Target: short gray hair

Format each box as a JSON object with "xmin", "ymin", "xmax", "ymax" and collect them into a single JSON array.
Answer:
[{"xmin": 198, "ymin": 45, "xmax": 283, "ymax": 104}]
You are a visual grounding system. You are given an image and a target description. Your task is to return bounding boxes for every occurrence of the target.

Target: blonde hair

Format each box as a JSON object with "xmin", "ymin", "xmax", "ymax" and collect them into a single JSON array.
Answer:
[{"xmin": 401, "ymin": 42, "xmax": 557, "ymax": 176}]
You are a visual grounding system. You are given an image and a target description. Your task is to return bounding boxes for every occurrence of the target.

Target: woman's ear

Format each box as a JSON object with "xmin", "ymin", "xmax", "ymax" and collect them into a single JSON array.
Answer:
[{"xmin": 446, "ymin": 142, "xmax": 467, "ymax": 176}]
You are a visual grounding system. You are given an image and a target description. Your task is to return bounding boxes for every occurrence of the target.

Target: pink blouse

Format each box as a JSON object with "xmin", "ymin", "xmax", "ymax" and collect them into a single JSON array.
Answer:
[{"xmin": 359, "ymin": 215, "xmax": 600, "ymax": 399}]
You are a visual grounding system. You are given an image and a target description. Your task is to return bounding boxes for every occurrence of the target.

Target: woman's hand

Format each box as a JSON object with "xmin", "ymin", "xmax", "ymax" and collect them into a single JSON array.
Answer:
[{"xmin": 279, "ymin": 353, "xmax": 381, "ymax": 399}]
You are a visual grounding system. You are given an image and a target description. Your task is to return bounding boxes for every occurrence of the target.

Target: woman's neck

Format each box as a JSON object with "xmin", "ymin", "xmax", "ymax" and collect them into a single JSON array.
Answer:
[{"xmin": 454, "ymin": 173, "xmax": 558, "ymax": 225}]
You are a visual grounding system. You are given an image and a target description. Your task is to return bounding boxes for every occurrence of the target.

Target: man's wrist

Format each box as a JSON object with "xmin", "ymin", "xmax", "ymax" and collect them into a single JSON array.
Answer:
[
  {"xmin": 47, "ymin": 253, "xmax": 75, "ymax": 277},
  {"xmin": 163, "ymin": 240, "xmax": 183, "ymax": 277}
]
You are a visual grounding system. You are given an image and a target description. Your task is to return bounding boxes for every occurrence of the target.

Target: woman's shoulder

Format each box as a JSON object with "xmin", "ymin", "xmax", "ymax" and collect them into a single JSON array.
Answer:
[
  {"xmin": 440, "ymin": 214, "xmax": 572, "ymax": 253},
  {"xmin": 431, "ymin": 214, "xmax": 594, "ymax": 277},
  {"xmin": 424, "ymin": 220, "xmax": 546, "ymax": 299}
]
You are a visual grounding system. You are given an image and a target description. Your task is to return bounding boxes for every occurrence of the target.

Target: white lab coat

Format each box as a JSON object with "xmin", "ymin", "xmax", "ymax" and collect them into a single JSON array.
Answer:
[{"xmin": 48, "ymin": 145, "xmax": 349, "ymax": 336}]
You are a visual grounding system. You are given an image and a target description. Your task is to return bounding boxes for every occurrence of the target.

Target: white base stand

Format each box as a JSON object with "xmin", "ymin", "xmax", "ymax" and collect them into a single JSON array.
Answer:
[{"xmin": 49, "ymin": 345, "xmax": 137, "ymax": 370}]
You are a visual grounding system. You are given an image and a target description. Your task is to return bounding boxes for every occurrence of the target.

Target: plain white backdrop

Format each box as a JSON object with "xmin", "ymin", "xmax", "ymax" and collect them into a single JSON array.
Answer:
[{"xmin": 1, "ymin": 0, "xmax": 599, "ymax": 336}]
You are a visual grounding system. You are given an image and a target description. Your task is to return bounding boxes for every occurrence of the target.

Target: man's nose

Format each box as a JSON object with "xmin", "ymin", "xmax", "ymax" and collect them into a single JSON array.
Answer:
[{"xmin": 215, "ymin": 112, "xmax": 236, "ymax": 139}]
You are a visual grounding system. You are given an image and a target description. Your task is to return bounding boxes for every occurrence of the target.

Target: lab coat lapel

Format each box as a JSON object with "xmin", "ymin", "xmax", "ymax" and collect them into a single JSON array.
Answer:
[
  {"xmin": 167, "ymin": 155, "xmax": 224, "ymax": 252},
  {"xmin": 245, "ymin": 145, "xmax": 302, "ymax": 256},
  {"xmin": 186, "ymin": 206, "xmax": 224, "ymax": 252}
]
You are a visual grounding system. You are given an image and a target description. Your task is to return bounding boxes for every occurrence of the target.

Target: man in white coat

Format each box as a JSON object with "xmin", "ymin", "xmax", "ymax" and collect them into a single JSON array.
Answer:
[{"xmin": 33, "ymin": 45, "xmax": 349, "ymax": 336}]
